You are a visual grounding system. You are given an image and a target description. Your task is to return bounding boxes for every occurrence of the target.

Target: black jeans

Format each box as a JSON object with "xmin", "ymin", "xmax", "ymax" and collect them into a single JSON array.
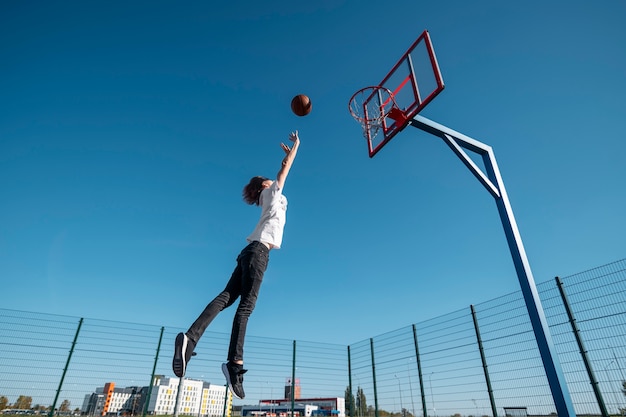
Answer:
[{"xmin": 187, "ymin": 241, "xmax": 269, "ymax": 362}]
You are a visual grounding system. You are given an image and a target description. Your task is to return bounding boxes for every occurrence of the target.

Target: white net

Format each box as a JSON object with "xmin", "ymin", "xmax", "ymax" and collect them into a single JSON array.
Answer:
[{"xmin": 348, "ymin": 86, "xmax": 398, "ymax": 142}]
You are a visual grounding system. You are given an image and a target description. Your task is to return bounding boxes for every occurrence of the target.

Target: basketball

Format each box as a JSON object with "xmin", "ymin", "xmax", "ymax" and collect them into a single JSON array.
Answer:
[{"xmin": 291, "ymin": 94, "xmax": 312, "ymax": 116}]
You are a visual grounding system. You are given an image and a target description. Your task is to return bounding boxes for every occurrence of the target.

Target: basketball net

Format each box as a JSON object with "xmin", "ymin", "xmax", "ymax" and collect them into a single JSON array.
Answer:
[{"xmin": 349, "ymin": 86, "xmax": 401, "ymax": 142}]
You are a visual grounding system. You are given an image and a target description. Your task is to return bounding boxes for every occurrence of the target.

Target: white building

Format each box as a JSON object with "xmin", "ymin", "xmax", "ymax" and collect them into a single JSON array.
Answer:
[
  {"xmin": 82, "ymin": 378, "xmax": 229, "ymax": 417},
  {"xmin": 241, "ymin": 404, "xmax": 318, "ymax": 417},
  {"xmin": 244, "ymin": 397, "xmax": 345, "ymax": 417},
  {"xmin": 81, "ymin": 383, "xmax": 142, "ymax": 416},
  {"xmin": 146, "ymin": 376, "xmax": 229, "ymax": 417}
]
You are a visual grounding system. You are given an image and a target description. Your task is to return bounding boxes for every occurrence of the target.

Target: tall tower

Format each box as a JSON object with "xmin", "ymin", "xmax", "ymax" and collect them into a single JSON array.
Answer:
[
  {"xmin": 284, "ymin": 378, "xmax": 300, "ymax": 400},
  {"xmin": 102, "ymin": 382, "xmax": 115, "ymax": 416}
]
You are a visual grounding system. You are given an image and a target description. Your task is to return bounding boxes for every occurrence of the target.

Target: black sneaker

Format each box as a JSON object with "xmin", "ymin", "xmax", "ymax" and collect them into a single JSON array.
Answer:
[
  {"xmin": 222, "ymin": 362, "xmax": 247, "ymax": 399},
  {"xmin": 172, "ymin": 332, "xmax": 196, "ymax": 377}
]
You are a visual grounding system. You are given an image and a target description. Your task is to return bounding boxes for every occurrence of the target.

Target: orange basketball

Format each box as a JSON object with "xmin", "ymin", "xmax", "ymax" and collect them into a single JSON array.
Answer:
[{"xmin": 291, "ymin": 94, "xmax": 312, "ymax": 116}]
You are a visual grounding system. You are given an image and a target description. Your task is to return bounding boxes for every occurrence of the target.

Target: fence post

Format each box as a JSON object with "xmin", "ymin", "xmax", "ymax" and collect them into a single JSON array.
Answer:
[
  {"xmin": 470, "ymin": 305, "xmax": 498, "ymax": 417},
  {"xmin": 348, "ymin": 345, "xmax": 354, "ymax": 417},
  {"xmin": 411, "ymin": 325, "xmax": 428, "ymax": 417},
  {"xmin": 291, "ymin": 340, "xmax": 297, "ymax": 416},
  {"xmin": 370, "ymin": 338, "xmax": 379, "ymax": 417},
  {"xmin": 174, "ymin": 376, "xmax": 184, "ymax": 417},
  {"xmin": 222, "ymin": 384, "xmax": 229, "ymax": 417},
  {"xmin": 142, "ymin": 326, "xmax": 164, "ymax": 417},
  {"xmin": 556, "ymin": 276, "xmax": 609, "ymax": 417},
  {"xmin": 49, "ymin": 317, "xmax": 83, "ymax": 417}
]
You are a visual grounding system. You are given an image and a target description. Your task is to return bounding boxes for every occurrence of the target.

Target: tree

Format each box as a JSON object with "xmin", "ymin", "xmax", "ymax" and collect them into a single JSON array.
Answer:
[
  {"xmin": 355, "ymin": 387, "xmax": 367, "ymax": 417},
  {"xmin": 345, "ymin": 386, "xmax": 356, "ymax": 417},
  {"xmin": 0, "ymin": 396, "xmax": 9, "ymax": 410},
  {"xmin": 59, "ymin": 400, "xmax": 71, "ymax": 412},
  {"xmin": 14, "ymin": 395, "xmax": 33, "ymax": 409}
]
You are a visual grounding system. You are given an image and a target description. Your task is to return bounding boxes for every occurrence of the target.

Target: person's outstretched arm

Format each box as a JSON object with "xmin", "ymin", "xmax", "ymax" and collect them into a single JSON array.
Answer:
[{"xmin": 276, "ymin": 130, "xmax": 300, "ymax": 190}]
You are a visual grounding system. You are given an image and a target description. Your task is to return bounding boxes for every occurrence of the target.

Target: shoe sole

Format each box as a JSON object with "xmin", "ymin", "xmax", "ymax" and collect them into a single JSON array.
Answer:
[
  {"xmin": 173, "ymin": 333, "xmax": 188, "ymax": 378},
  {"xmin": 222, "ymin": 363, "xmax": 243, "ymax": 399}
]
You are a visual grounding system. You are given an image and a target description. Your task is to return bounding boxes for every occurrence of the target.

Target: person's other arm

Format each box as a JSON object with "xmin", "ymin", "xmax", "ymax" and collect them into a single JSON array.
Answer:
[{"xmin": 276, "ymin": 130, "xmax": 300, "ymax": 189}]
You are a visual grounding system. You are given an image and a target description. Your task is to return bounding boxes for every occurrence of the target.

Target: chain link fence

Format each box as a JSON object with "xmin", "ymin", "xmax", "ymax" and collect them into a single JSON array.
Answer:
[{"xmin": 1, "ymin": 258, "xmax": 624, "ymax": 417}]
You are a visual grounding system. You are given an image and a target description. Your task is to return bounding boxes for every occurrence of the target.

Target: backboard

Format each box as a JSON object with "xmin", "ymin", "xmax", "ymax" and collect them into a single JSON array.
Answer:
[{"xmin": 349, "ymin": 30, "xmax": 445, "ymax": 157}]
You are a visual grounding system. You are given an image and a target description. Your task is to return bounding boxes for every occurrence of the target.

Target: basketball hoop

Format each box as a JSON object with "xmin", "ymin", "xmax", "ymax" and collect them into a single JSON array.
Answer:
[{"xmin": 348, "ymin": 86, "xmax": 407, "ymax": 142}]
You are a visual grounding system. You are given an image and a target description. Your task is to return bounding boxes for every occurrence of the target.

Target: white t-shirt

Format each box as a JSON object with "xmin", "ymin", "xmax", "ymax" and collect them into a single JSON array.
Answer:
[{"xmin": 246, "ymin": 181, "xmax": 288, "ymax": 249}]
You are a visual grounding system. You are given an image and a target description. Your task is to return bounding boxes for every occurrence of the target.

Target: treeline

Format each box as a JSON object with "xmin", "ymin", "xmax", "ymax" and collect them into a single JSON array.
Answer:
[{"xmin": 0, "ymin": 397, "xmax": 77, "ymax": 414}]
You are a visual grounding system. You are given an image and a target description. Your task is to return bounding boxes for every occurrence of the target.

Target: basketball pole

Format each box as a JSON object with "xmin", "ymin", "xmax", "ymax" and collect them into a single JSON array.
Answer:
[{"xmin": 409, "ymin": 114, "xmax": 576, "ymax": 417}]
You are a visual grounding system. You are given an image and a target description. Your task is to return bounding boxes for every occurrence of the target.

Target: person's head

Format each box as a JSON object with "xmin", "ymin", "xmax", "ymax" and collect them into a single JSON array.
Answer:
[{"xmin": 242, "ymin": 176, "xmax": 272, "ymax": 205}]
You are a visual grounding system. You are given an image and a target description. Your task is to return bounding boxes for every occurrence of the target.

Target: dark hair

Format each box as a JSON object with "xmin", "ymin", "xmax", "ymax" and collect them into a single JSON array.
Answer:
[{"xmin": 242, "ymin": 176, "xmax": 269, "ymax": 205}]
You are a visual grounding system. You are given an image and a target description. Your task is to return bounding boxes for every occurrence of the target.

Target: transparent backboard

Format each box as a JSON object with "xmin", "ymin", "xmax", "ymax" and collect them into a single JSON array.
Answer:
[{"xmin": 366, "ymin": 30, "xmax": 445, "ymax": 157}]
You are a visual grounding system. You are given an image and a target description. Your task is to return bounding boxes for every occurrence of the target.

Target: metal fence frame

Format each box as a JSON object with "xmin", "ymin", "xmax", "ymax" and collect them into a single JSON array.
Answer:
[{"xmin": 1, "ymin": 258, "xmax": 625, "ymax": 417}]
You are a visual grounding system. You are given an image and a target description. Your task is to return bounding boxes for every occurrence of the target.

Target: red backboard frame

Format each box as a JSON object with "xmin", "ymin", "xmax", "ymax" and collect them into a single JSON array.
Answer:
[{"xmin": 362, "ymin": 30, "xmax": 445, "ymax": 158}]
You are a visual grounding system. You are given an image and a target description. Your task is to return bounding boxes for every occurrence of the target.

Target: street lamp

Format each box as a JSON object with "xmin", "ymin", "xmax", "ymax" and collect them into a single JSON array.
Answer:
[
  {"xmin": 609, "ymin": 345, "xmax": 626, "ymax": 381},
  {"xmin": 407, "ymin": 361, "xmax": 416, "ymax": 417},
  {"xmin": 259, "ymin": 380, "xmax": 263, "ymax": 414},
  {"xmin": 267, "ymin": 381, "xmax": 274, "ymax": 416},
  {"xmin": 603, "ymin": 360, "xmax": 621, "ymax": 409},
  {"xmin": 394, "ymin": 375, "xmax": 403, "ymax": 417},
  {"xmin": 428, "ymin": 373, "xmax": 436, "ymax": 417},
  {"xmin": 471, "ymin": 399, "xmax": 479, "ymax": 417}
]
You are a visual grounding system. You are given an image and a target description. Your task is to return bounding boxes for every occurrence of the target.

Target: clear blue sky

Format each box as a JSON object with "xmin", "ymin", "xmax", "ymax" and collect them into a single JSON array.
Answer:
[{"xmin": 1, "ymin": 1, "xmax": 625, "ymax": 345}]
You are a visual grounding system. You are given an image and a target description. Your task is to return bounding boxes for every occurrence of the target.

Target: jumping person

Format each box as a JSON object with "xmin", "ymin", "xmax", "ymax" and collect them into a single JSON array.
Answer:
[{"xmin": 173, "ymin": 131, "xmax": 301, "ymax": 400}]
